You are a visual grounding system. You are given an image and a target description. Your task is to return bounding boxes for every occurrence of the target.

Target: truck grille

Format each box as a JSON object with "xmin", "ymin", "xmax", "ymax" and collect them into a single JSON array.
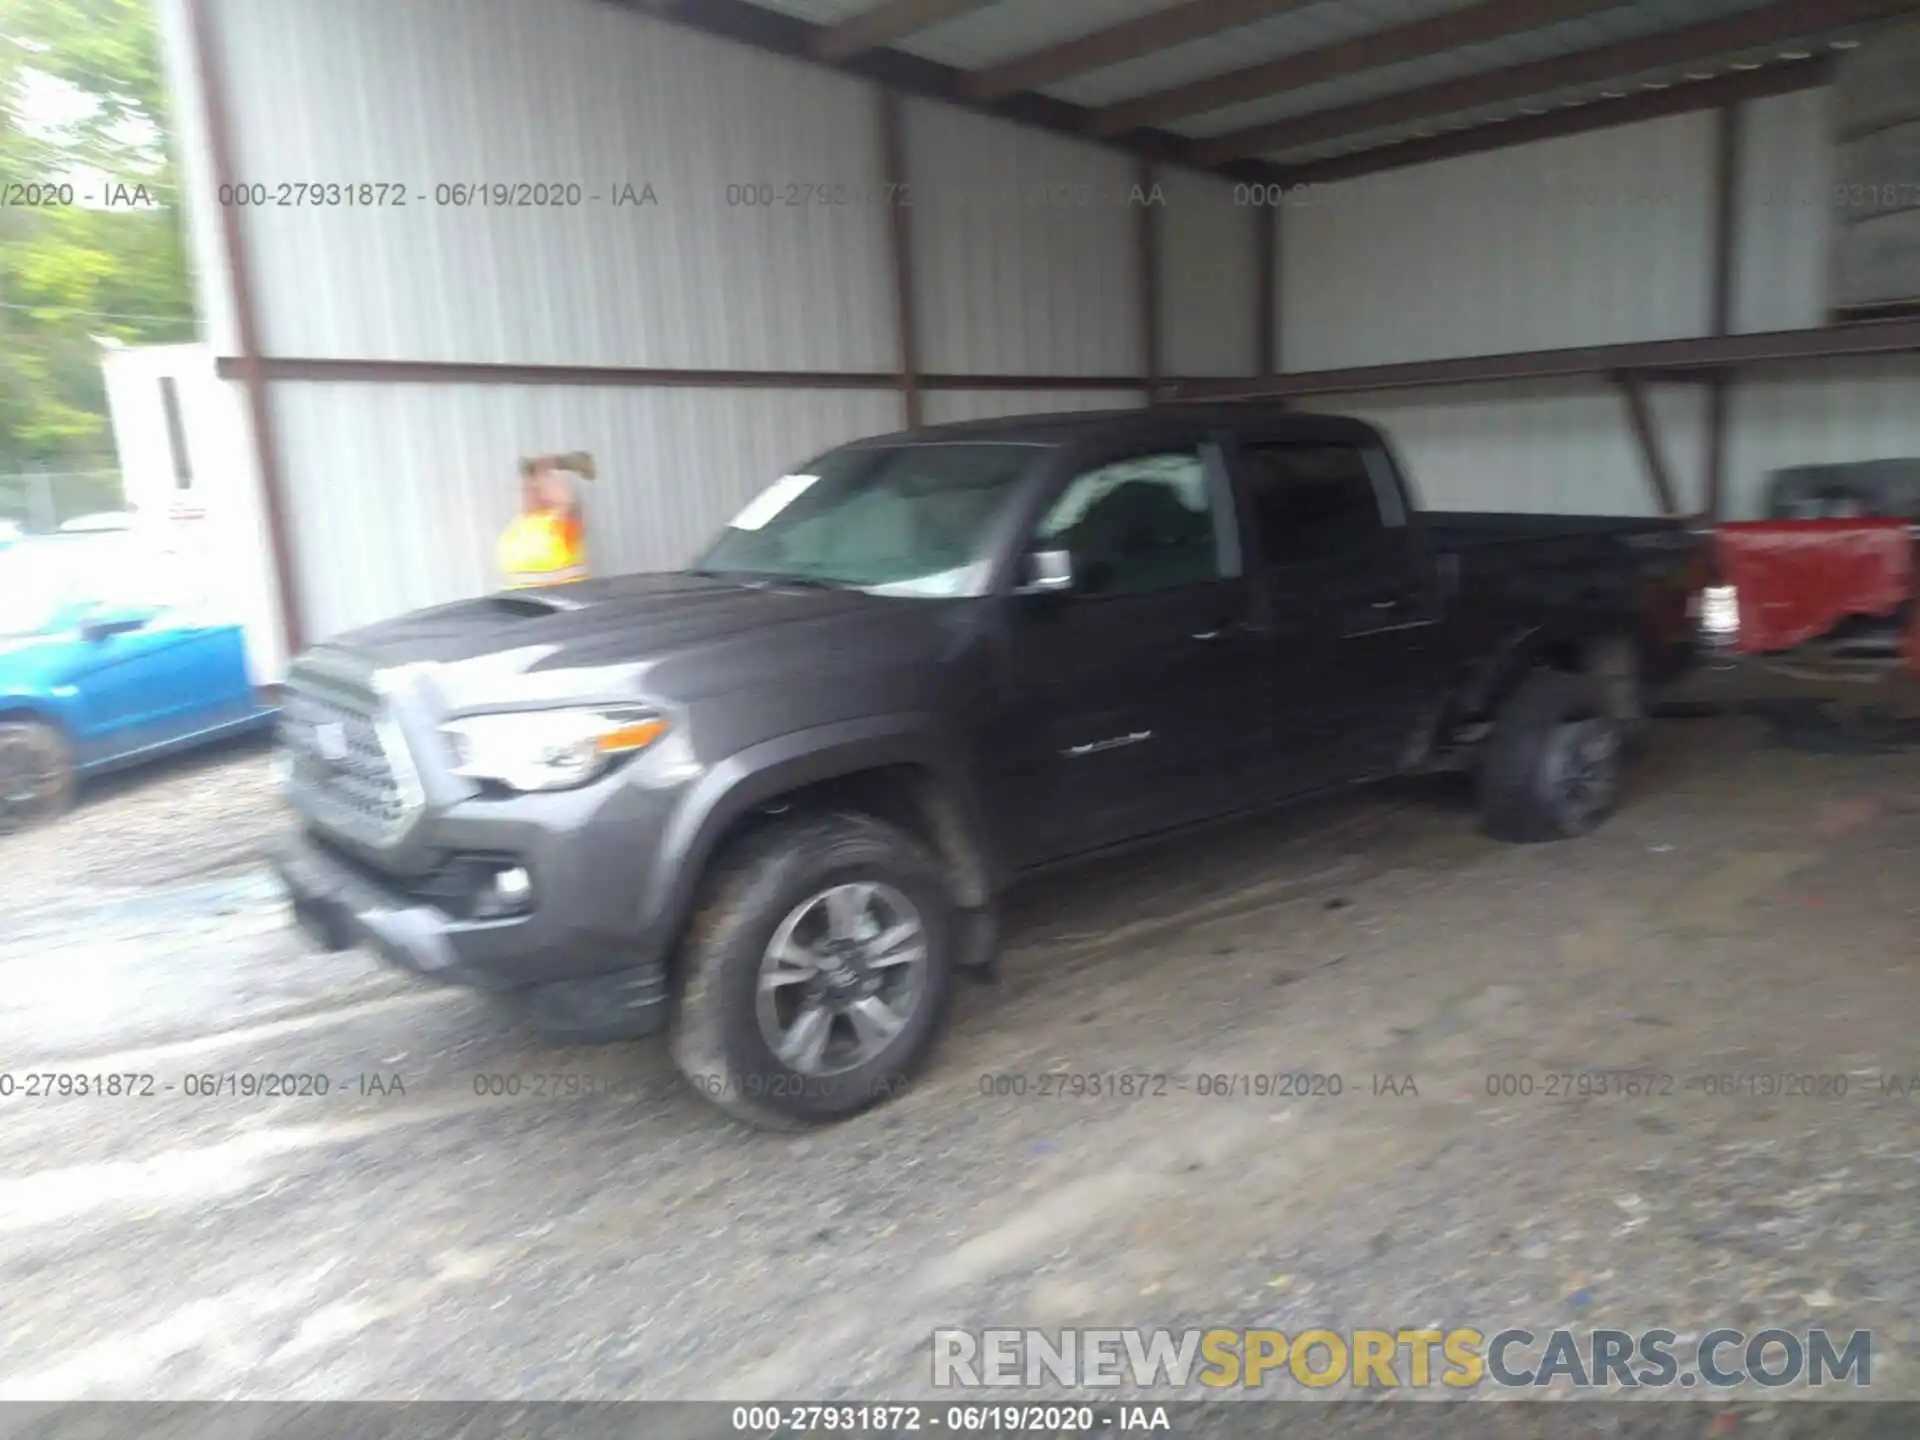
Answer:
[{"xmin": 280, "ymin": 659, "xmax": 423, "ymax": 846}]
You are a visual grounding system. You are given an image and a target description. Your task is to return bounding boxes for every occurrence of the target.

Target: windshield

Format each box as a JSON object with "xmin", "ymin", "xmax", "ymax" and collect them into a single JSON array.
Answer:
[
  {"xmin": 695, "ymin": 442, "xmax": 1039, "ymax": 597},
  {"xmin": 0, "ymin": 544, "xmax": 78, "ymax": 638},
  {"xmin": 0, "ymin": 533, "xmax": 167, "ymax": 640}
]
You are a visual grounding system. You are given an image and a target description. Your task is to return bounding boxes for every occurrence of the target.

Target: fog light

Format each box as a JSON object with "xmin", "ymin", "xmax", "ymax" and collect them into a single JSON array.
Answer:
[{"xmin": 471, "ymin": 865, "xmax": 533, "ymax": 919}]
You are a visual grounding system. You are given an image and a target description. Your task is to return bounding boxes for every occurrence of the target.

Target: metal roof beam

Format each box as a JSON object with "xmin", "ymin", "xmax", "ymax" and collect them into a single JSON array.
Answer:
[
  {"xmin": 1280, "ymin": 55, "xmax": 1829, "ymax": 184},
  {"xmin": 1089, "ymin": 0, "xmax": 1625, "ymax": 137},
  {"xmin": 1193, "ymin": 0, "xmax": 1920, "ymax": 164},
  {"xmin": 1164, "ymin": 318, "xmax": 1920, "ymax": 400},
  {"xmin": 813, "ymin": 0, "xmax": 1001, "ymax": 62},
  {"xmin": 958, "ymin": 0, "xmax": 1315, "ymax": 104},
  {"xmin": 630, "ymin": 0, "xmax": 1285, "ymax": 184}
]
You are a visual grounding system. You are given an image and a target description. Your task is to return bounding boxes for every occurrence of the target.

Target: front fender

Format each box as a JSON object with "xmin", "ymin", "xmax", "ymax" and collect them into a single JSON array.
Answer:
[
  {"xmin": 0, "ymin": 692, "xmax": 76, "ymax": 736},
  {"xmin": 637, "ymin": 712, "xmax": 993, "ymax": 957}
]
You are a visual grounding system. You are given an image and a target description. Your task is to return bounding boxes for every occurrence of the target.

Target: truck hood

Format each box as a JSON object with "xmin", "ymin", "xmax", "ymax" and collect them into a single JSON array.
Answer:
[{"xmin": 311, "ymin": 571, "xmax": 958, "ymax": 708}]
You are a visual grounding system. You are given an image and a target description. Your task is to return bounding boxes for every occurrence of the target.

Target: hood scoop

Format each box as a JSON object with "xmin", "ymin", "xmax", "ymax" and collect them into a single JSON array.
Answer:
[{"xmin": 484, "ymin": 588, "xmax": 592, "ymax": 615}]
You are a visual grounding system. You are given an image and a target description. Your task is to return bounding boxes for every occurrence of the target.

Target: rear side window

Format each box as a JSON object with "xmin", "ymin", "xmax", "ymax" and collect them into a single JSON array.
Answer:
[{"xmin": 1240, "ymin": 442, "xmax": 1384, "ymax": 566}]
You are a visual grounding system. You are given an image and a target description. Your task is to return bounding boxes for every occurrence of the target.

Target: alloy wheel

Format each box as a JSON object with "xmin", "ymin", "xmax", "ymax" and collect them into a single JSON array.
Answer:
[
  {"xmin": 755, "ymin": 880, "xmax": 930, "ymax": 1076},
  {"xmin": 1541, "ymin": 717, "xmax": 1620, "ymax": 834}
]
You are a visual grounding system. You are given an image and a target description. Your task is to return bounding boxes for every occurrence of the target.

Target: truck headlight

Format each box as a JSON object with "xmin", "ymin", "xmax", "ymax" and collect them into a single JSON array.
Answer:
[{"xmin": 439, "ymin": 706, "xmax": 669, "ymax": 793}]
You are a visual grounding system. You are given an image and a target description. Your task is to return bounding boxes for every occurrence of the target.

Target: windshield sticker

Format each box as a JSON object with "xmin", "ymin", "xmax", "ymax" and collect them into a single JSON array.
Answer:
[{"xmin": 729, "ymin": 474, "xmax": 818, "ymax": 531}]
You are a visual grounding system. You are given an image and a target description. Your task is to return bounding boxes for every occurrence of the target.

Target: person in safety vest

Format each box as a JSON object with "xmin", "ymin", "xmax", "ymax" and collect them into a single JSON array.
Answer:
[{"xmin": 499, "ymin": 453, "xmax": 592, "ymax": 587}]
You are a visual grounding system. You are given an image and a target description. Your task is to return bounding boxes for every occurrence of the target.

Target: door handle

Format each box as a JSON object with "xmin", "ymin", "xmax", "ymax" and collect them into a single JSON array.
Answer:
[
  {"xmin": 1192, "ymin": 620, "xmax": 1238, "ymax": 641},
  {"xmin": 1369, "ymin": 597, "xmax": 1403, "ymax": 611}
]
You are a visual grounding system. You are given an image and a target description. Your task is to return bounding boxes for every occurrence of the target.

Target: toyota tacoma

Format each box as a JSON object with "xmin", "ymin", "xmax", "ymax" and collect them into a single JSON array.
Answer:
[{"xmin": 273, "ymin": 407, "xmax": 1706, "ymax": 1128}]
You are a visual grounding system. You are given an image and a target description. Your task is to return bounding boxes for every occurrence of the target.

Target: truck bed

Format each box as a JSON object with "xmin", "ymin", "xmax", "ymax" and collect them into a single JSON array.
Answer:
[{"xmin": 1425, "ymin": 511, "xmax": 1686, "ymax": 552}]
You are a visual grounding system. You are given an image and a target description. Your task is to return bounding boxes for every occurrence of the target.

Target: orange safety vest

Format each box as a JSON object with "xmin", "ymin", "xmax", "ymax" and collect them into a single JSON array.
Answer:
[{"xmin": 499, "ymin": 511, "xmax": 586, "ymax": 588}]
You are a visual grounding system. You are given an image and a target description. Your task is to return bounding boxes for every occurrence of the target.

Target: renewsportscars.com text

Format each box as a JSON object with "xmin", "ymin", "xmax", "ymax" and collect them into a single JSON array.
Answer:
[{"xmin": 932, "ymin": 1327, "xmax": 1872, "ymax": 1391}]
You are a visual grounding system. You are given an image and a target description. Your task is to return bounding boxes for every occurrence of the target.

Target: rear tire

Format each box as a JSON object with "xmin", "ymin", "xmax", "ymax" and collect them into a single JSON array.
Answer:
[
  {"xmin": 1478, "ymin": 672, "xmax": 1623, "ymax": 844},
  {"xmin": 0, "ymin": 719, "xmax": 73, "ymax": 835},
  {"xmin": 1585, "ymin": 633, "xmax": 1647, "ymax": 747},
  {"xmin": 671, "ymin": 811, "xmax": 956, "ymax": 1129}
]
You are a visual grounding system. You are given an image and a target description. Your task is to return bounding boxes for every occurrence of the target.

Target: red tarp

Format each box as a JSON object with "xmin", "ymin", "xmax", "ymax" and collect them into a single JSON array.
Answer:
[{"xmin": 1715, "ymin": 518, "xmax": 1914, "ymax": 655}]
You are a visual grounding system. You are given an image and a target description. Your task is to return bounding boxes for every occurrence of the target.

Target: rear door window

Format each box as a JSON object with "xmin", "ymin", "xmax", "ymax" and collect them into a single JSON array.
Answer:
[{"xmin": 1239, "ymin": 442, "xmax": 1386, "ymax": 567}]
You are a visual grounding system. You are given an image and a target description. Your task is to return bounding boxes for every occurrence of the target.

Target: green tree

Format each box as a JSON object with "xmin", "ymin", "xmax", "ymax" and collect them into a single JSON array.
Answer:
[{"xmin": 0, "ymin": 0, "xmax": 194, "ymax": 491}]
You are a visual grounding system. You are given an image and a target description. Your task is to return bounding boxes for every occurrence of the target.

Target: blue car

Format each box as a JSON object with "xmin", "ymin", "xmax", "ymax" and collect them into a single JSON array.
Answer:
[{"xmin": 0, "ymin": 530, "xmax": 277, "ymax": 831}]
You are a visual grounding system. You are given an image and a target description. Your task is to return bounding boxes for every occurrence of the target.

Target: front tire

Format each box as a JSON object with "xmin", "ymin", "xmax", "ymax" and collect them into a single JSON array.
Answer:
[
  {"xmin": 1478, "ymin": 672, "xmax": 1623, "ymax": 844},
  {"xmin": 0, "ymin": 719, "xmax": 73, "ymax": 835},
  {"xmin": 671, "ymin": 811, "xmax": 956, "ymax": 1129}
]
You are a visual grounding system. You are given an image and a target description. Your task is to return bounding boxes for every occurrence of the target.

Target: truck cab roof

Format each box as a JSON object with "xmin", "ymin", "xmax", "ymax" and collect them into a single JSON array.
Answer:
[{"xmin": 843, "ymin": 405, "xmax": 1389, "ymax": 451}]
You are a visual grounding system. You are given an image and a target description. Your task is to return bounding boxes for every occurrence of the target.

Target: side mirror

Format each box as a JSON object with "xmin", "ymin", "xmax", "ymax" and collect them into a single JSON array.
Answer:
[
  {"xmin": 80, "ymin": 610, "xmax": 149, "ymax": 642},
  {"xmin": 1016, "ymin": 548, "xmax": 1075, "ymax": 596}
]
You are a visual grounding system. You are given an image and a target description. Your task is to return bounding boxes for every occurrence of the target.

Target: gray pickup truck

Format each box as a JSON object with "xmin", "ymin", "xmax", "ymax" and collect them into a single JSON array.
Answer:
[{"xmin": 273, "ymin": 406, "xmax": 1706, "ymax": 1128}]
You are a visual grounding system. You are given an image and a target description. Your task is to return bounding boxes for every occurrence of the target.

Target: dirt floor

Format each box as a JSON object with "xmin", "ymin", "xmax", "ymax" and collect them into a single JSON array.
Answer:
[{"xmin": 0, "ymin": 709, "xmax": 1917, "ymax": 1414}]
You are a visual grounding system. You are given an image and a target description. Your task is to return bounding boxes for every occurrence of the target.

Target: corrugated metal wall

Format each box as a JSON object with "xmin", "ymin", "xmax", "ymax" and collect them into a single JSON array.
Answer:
[
  {"xmin": 158, "ymin": 0, "xmax": 1920, "ymax": 648},
  {"xmin": 1282, "ymin": 115, "xmax": 1718, "ymax": 371},
  {"xmin": 904, "ymin": 103, "xmax": 1141, "ymax": 377},
  {"xmin": 272, "ymin": 383, "xmax": 901, "ymax": 637},
  {"xmin": 200, "ymin": 0, "xmax": 897, "ymax": 370},
  {"xmin": 151, "ymin": 0, "xmax": 237, "ymax": 356},
  {"xmin": 158, "ymin": 0, "xmax": 1197, "ymax": 648},
  {"xmin": 1155, "ymin": 169, "xmax": 1259, "ymax": 379},
  {"xmin": 1719, "ymin": 87, "xmax": 1920, "ymax": 517},
  {"xmin": 1282, "ymin": 99, "xmax": 1920, "ymax": 519},
  {"xmin": 1724, "ymin": 357, "xmax": 1920, "ymax": 518},
  {"xmin": 1733, "ymin": 88, "xmax": 1834, "ymax": 336},
  {"xmin": 1310, "ymin": 383, "xmax": 1709, "ymax": 518},
  {"xmin": 1278, "ymin": 115, "xmax": 1717, "ymax": 515},
  {"xmin": 922, "ymin": 391, "xmax": 1146, "ymax": 426}
]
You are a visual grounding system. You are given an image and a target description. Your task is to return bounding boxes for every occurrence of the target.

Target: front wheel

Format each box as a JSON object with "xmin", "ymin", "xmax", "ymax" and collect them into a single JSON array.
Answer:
[
  {"xmin": 671, "ymin": 811, "xmax": 956, "ymax": 1129},
  {"xmin": 1478, "ymin": 672, "xmax": 1623, "ymax": 843},
  {"xmin": 0, "ymin": 719, "xmax": 73, "ymax": 835}
]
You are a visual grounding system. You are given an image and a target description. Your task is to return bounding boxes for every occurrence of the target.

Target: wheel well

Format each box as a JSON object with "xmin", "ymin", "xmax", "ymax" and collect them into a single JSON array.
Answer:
[
  {"xmin": 712, "ymin": 763, "xmax": 992, "ymax": 910},
  {"xmin": 0, "ymin": 706, "xmax": 59, "ymax": 733},
  {"xmin": 1448, "ymin": 627, "xmax": 1637, "ymax": 744}
]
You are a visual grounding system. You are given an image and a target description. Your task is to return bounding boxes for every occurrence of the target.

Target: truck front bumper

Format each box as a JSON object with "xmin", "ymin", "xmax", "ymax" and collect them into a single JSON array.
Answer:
[{"xmin": 273, "ymin": 830, "xmax": 671, "ymax": 1041}]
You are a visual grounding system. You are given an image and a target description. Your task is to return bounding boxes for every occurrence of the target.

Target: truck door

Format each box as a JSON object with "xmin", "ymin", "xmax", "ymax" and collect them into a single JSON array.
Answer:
[
  {"xmin": 1231, "ymin": 435, "xmax": 1447, "ymax": 783},
  {"xmin": 995, "ymin": 438, "xmax": 1269, "ymax": 864}
]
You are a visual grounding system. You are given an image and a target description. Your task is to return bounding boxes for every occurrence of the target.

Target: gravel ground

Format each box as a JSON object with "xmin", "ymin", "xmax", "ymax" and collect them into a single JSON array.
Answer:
[{"xmin": 0, "ymin": 712, "xmax": 1916, "ymax": 1422}]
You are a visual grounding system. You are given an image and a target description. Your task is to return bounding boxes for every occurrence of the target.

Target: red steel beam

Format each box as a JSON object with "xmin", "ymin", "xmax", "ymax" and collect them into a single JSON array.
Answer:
[
  {"xmin": 1165, "ymin": 318, "xmax": 1920, "ymax": 399},
  {"xmin": 960, "ymin": 0, "xmax": 1316, "ymax": 104},
  {"xmin": 211, "ymin": 358, "xmax": 1158, "ymax": 391},
  {"xmin": 877, "ymin": 87, "xmax": 924, "ymax": 428},
  {"xmin": 1255, "ymin": 203, "xmax": 1278, "ymax": 379},
  {"xmin": 217, "ymin": 315, "xmax": 1920, "ymax": 398},
  {"xmin": 1279, "ymin": 56, "xmax": 1828, "ymax": 185},
  {"xmin": 182, "ymin": 0, "xmax": 307, "ymax": 659},
  {"xmin": 1195, "ymin": 0, "xmax": 1919, "ymax": 164},
  {"xmin": 1090, "ymin": 0, "xmax": 1624, "ymax": 137},
  {"xmin": 635, "ymin": 0, "xmax": 1283, "ymax": 186},
  {"xmin": 1138, "ymin": 159, "xmax": 1162, "ymax": 400},
  {"xmin": 1616, "ymin": 372, "xmax": 1681, "ymax": 516},
  {"xmin": 813, "ymin": 0, "xmax": 999, "ymax": 62},
  {"xmin": 1703, "ymin": 101, "xmax": 1744, "ymax": 520}
]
